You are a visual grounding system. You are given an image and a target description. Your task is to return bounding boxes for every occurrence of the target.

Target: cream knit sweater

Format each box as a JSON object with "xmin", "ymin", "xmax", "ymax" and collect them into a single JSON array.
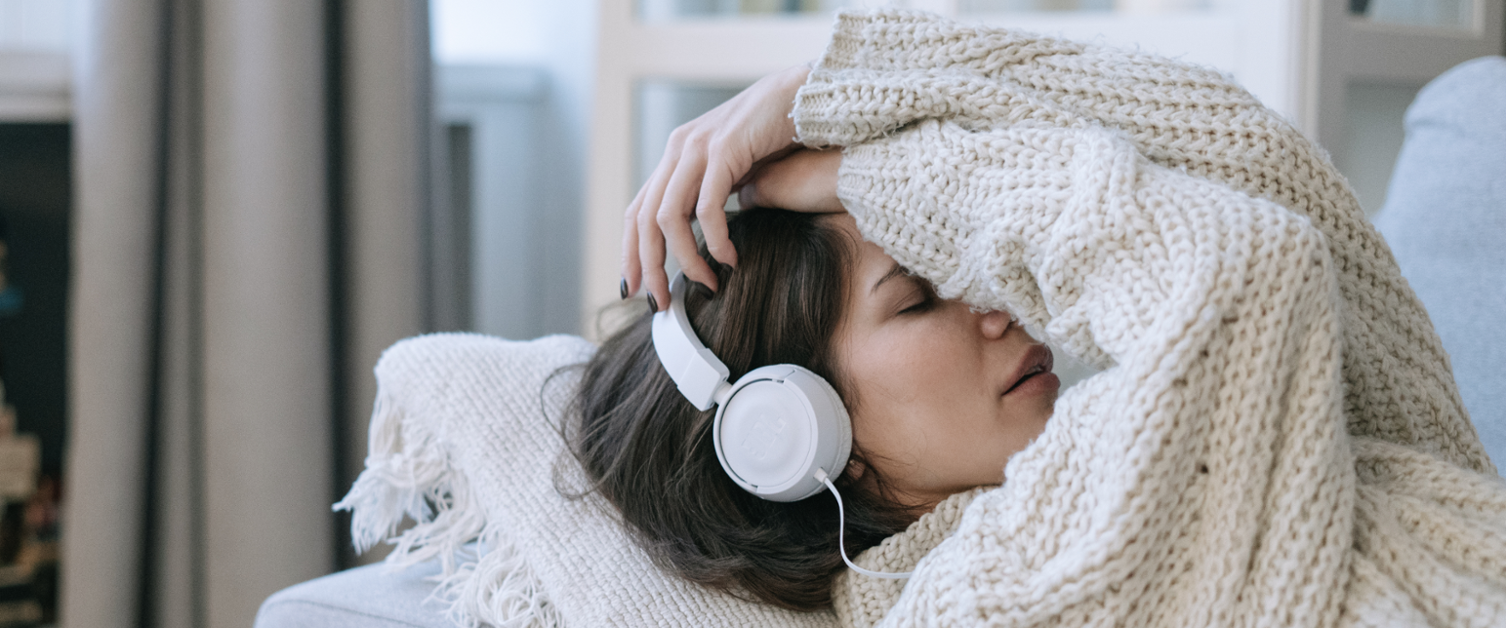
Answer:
[{"xmin": 795, "ymin": 9, "xmax": 1506, "ymax": 628}]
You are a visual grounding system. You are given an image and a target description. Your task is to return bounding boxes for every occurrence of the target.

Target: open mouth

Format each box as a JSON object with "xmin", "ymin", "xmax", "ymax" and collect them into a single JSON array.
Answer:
[{"xmin": 1003, "ymin": 345, "xmax": 1055, "ymax": 396}]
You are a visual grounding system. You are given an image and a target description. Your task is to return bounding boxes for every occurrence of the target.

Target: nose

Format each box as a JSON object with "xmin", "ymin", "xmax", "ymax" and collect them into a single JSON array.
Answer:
[{"xmin": 979, "ymin": 308, "xmax": 1012, "ymax": 340}]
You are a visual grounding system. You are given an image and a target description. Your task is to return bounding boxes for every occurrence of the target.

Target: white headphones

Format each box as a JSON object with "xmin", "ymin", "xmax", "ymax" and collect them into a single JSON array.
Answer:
[
  {"xmin": 651, "ymin": 272, "xmax": 852, "ymax": 502},
  {"xmin": 651, "ymin": 271, "xmax": 911, "ymax": 579}
]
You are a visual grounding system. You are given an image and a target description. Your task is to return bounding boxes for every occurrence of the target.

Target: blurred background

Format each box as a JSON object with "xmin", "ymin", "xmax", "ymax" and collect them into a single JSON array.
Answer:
[{"xmin": 0, "ymin": 0, "xmax": 1499, "ymax": 626}]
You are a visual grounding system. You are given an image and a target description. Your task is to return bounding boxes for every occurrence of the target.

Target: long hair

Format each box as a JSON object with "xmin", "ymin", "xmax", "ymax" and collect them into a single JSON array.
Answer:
[{"xmin": 569, "ymin": 209, "xmax": 912, "ymax": 611}]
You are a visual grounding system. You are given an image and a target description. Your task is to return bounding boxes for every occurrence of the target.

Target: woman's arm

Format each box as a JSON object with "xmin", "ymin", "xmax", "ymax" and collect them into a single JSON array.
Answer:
[
  {"xmin": 793, "ymin": 8, "xmax": 1492, "ymax": 473},
  {"xmin": 833, "ymin": 117, "xmax": 1355, "ymax": 626}
]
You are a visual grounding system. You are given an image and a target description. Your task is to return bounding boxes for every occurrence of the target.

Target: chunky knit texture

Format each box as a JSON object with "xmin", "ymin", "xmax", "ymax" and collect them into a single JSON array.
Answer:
[
  {"xmin": 831, "ymin": 488, "xmax": 986, "ymax": 628},
  {"xmin": 794, "ymin": 9, "xmax": 1506, "ymax": 628}
]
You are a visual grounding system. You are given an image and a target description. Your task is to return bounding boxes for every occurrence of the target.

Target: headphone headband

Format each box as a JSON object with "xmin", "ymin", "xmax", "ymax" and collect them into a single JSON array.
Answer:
[{"xmin": 651, "ymin": 274, "xmax": 732, "ymax": 411}]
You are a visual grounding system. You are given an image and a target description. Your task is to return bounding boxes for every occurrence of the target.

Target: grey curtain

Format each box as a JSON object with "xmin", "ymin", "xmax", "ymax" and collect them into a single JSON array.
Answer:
[{"xmin": 62, "ymin": 1, "xmax": 432, "ymax": 627}]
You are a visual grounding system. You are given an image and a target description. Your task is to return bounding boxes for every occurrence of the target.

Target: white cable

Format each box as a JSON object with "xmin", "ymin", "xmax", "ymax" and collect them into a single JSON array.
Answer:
[{"xmin": 815, "ymin": 469, "xmax": 913, "ymax": 580}]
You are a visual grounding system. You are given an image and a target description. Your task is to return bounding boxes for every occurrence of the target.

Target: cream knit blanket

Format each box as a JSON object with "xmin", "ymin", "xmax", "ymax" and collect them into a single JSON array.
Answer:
[
  {"xmin": 336, "ymin": 333, "xmax": 840, "ymax": 627},
  {"xmin": 799, "ymin": 10, "xmax": 1506, "ymax": 628}
]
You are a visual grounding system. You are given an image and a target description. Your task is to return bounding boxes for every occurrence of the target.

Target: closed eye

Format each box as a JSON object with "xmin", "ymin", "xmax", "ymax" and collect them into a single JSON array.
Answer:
[
  {"xmin": 900, "ymin": 299, "xmax": 934, "ymax": 315},
  {"xmin": 898, "ymin": 280, "xmax": 938, "ymax": 315}
]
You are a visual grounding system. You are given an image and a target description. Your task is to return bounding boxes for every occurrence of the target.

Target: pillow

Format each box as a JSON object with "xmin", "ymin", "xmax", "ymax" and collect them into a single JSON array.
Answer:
[
  {"xmin": 334, "ymin": 333, "xmax": 838, "ymax": 627},
  {"xmin": 1374, "ymin": 56, "xmax": 1506, "ymax": 472}
]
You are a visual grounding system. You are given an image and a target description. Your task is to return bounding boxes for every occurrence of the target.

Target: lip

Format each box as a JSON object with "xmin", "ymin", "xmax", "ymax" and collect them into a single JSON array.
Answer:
[{"xmin": 1002, "ymin": 344, "xmax": 1056, "ymax": 397}]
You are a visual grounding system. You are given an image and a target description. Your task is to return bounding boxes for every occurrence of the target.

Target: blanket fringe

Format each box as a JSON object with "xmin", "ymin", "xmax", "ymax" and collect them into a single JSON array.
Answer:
[{"xmin": 334, "ymin": 380, "xmax": 559, "ymax": 628}]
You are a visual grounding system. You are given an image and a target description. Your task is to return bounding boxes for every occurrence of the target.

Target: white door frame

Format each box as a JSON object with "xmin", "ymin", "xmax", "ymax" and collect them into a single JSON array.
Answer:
[
  {"xmin": 1308, "ymin": 0, "xmax": 1505, "ymax": 157},
  {"xmin": 579, "ymin": 0, "xmax": 1308, "ymax": 332}
]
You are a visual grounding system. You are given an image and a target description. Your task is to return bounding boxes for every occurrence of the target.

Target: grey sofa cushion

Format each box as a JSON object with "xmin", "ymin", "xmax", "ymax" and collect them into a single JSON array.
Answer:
[
  {"xmin": 254, "ymin": 561, "xmax": 452, "ymax": 628},
  {"xmin": 1373, "ymin": 56, "xmax": 1506, "ymax": 473}
]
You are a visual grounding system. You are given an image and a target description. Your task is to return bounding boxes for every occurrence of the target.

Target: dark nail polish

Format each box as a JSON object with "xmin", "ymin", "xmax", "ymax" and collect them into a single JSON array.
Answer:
[
  {"xmin": 647, "ymin": 293, "xmax": 659, "ymax": 315},
  {"xmin": 693, "ymin": 282, "xmax": 714, "ymax": 299},
  {"xmin": 620, "ymin": 277, "xmax": 629, "ymax": 300}
]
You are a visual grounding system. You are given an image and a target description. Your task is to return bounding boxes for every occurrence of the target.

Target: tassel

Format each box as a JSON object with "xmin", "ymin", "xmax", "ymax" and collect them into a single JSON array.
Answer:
[{"xmin": 333, "ymin": 377, "xmax": 559, "ymax": 627}]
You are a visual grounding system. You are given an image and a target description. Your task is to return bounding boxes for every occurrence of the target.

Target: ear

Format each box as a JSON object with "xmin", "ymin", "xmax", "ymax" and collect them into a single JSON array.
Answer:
[{"xmin": 842, "ymin": 458, "xmax": 866, "ymax": 482}]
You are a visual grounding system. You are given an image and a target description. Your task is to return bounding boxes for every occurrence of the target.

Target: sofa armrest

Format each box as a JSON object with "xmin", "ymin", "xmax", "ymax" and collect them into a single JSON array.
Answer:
[{"xmin": 254, "ymin": 561, "xmax": 452, "ymax": 628}]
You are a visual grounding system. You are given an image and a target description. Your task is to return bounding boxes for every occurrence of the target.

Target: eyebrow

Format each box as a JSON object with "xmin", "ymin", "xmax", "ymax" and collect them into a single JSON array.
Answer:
[{"xmin": 871, "ymin": 262, "xmax": 910, "ymax": 295}]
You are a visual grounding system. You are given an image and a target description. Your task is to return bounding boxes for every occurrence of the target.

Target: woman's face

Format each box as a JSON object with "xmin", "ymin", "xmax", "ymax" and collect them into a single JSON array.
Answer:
[{"xmin": 827, "ymin": 214, "xmax": 1058, "ymax": 512}]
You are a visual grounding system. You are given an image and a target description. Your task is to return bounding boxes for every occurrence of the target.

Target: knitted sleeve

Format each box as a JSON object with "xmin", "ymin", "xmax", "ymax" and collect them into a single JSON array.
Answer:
[
  {"xmin": 794, "ymin": 8, "xmax": 1493, "ymax": 474},
  {"xmin": 839, "ymin": 117, "xmax": 1357, "ymax": 626}
]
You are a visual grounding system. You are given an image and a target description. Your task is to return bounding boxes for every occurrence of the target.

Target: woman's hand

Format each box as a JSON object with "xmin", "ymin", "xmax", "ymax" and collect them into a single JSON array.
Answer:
[
  {"xmin": 622, "ymin": 64, "xmax": 810, "ymax": 311},
  {"xmin": 738, "ymin": 148, "xmax": 844, "ymax": 215}
]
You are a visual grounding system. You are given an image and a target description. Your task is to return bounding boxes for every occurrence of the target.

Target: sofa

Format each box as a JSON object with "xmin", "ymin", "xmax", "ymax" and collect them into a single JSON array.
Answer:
[{"xmin": 254, "ymin": 56, "xmax": 1506, "ymax": 628}]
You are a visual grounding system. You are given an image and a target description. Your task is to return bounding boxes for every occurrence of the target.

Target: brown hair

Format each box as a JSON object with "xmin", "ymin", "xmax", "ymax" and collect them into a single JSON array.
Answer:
[{"xmin": 569, "ymin": 209, "xmax": 911, "ymax": 611}]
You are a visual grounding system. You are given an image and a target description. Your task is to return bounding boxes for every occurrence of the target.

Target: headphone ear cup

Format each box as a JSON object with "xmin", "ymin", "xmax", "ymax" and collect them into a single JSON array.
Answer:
[{"xmin": 712, "ymin": 364, "xmax": 852, "ymax": 502}]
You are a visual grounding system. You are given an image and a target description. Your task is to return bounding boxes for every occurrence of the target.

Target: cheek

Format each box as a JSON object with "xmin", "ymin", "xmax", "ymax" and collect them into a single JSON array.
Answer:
[
  {"xmin": 843, "ymin": 325, "xmax": 939, "ymax": 404},
  {"xmin": 863, "ymin": 320, "xmax": 977, "ymax": 397},
  {"xmin": 840, "ymin": 321, "xmax": 978, "ymax": 452}
]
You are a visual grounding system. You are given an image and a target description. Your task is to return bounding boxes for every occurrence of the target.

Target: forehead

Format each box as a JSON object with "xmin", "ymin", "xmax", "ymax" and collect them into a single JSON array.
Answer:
[{"xmin": 825, "ymin": 213, "xmax": 899, "ymax": 282}]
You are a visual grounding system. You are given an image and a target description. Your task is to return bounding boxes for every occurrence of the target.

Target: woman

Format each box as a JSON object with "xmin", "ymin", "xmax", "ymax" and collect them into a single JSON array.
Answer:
[{"xmin": 578, "ymin": 9, "xmax": 1506, "ymax": 626}]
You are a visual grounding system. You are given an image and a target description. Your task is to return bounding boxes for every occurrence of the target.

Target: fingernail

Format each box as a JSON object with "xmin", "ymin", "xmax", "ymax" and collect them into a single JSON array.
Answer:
[
  {"xmin": 647, "ymin": 293, "xmax": 659, "ymax": 315},
  {"xmin": 620, "ymin": 277, "xmax": 629, "ymax": 300},
  {"xmin": 738, "ymin": 183, "xmax": 756, "ymax": 209},
  {"xmin": 693, "ymin": 282, "xmax": 714, "ymax": 299}
]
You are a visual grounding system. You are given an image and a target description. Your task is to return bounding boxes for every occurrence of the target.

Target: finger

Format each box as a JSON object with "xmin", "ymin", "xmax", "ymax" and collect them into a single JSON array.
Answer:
[
  {"xmin": 697, "ymin": 158, "xmax": 738, "ymax": 269},
  {"xmin": 630, "ymin": 147, "xmax": 684, "ymax": 300},
  {"xmin": 660, "ymin": 210, "xmax": 713, "ymax": 294},
  {"xmin": 638, "ymin": 197, "xmax": 669, "ymax": 313},
  {"xmin": 657, "ymin": 146, "xmax": 718, "ymax": 294},
  {"xmin": 638, "ymin": 204, "xmax": 668, "ymax": 313},
  {"xmin": 620, "ymin": 186, "xmax": 645, "ymax": 297}
]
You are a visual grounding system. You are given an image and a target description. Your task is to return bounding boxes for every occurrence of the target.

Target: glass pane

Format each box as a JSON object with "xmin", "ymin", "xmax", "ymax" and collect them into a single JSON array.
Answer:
[
  {"xmin": 635, "ymin": 81, "xmax": 749, "ymax": 191},
  {"xmin": 960, "ymin": 0, "xmax": 1209, "ymax": 14},
  {"xmin": 1349, "ymin": 0, "xmax": 1475, "ymax": 29},
  {"xmin": 640, "ymin": 0, "xmax": 851, "ymax": 20}
]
